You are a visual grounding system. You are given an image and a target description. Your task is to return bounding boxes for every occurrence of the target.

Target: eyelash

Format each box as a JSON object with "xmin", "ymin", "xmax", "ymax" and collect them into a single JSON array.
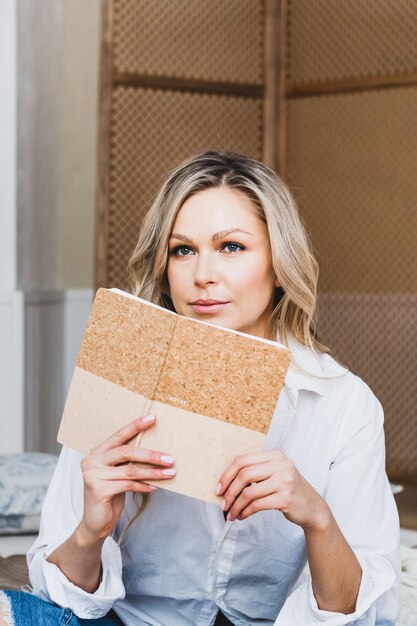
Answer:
[{"xmin": 170, "ymin": 241, "xmax": 246, "ymax": 256}]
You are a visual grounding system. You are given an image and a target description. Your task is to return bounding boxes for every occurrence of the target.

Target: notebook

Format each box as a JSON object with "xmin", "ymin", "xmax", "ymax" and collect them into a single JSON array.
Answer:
[{"xmin": 57, "ymin": 288, "xmax": 291, "ymax": 503}]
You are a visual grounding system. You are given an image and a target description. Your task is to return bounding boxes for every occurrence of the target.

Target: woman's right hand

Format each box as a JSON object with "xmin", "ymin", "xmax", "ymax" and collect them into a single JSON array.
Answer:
[{"xmin": 78, "ymin": 414, "xmax": 175, "ymax": 542}]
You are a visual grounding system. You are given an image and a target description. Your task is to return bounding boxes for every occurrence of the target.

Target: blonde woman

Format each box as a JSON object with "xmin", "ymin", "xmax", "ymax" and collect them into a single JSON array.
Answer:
[{"xmin": 0, "ymin": 151, "xmax": 400, "ymax": 626}]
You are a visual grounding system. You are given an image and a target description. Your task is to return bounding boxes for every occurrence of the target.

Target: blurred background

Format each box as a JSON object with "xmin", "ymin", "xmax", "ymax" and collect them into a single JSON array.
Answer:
[{"xmin": 0, "ymin": 0, "xmax": 416, "ymax": 545}]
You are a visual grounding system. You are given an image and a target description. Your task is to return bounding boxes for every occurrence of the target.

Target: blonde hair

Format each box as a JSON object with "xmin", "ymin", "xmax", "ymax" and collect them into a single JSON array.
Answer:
[{"xmin": 120, "ymin": 150, "xmax": 329, "ymax": 541}]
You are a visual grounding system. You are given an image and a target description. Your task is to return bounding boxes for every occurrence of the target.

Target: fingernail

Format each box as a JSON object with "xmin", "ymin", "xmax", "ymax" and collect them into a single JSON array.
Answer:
[
  {"xmin": 148, "ymin": 486, "xmax": 158, "ymax": 491},
  {"xmin": 220, "ymin": 499, "xmax": 226, "ymax": 511},
  {"xmin": 161, "ymin": 455, "xmax": 174, "ymax": 464},
  {"xmin": 143, "ymin": 414, "xmax": 155, "ymax": 423},
  {"xmin": 226, "ymin": 512, "xmax": 232, "ymax": 521},
  {"xmin": 215, "ymin": 482, "xmax": 222, "ymax": 495},
  {"xmin": 162, "ymin": 468, "xmax": 176, "ymax": 476}
]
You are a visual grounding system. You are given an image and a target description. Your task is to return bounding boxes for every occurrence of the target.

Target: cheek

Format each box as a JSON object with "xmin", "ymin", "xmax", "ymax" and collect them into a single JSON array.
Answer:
[
  {"xmin": 232, "ymin": 256, "xmax": 274, "ymax": 292},
  {"xmin": 166, "ymin": 260, "xmax": 188, "ymax": 299}
]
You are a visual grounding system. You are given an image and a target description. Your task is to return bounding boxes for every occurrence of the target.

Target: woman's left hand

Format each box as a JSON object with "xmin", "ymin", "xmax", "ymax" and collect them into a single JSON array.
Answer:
[{"xmin": 217, "ymin": 449, "xmax": 329, "ymax": 529}]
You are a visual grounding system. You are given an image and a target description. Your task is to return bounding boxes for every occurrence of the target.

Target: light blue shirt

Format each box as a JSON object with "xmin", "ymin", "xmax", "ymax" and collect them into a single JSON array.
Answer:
[{"xmin": 27, "ymin": 336, "xmax": 400, "ymax": 625}]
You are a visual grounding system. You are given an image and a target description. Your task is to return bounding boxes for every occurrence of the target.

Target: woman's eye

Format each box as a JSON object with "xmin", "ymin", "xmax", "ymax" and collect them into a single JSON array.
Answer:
[
  {"xmin": 222, "ymin": 242, "xmax": 245, "ymax": 253},
  {"xmin": 171, "ymin": 245, "xmax": 193, "ymax": 256}
]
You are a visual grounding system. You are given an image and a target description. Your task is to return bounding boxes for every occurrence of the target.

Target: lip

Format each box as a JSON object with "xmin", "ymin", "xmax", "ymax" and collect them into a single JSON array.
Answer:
[
  {"xmin": 190, "ymin": 300, "xmax": 229, "ymax": 314},
  {"xmin": 190, "ymin": 299, "xmax": 228, "ymax": 305}
]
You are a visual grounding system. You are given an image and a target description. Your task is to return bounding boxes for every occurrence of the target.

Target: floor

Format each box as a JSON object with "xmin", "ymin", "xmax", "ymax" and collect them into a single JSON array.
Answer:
[{"xmin": 0, "ymin": 555, "xmax": 29, "ymax": 590}]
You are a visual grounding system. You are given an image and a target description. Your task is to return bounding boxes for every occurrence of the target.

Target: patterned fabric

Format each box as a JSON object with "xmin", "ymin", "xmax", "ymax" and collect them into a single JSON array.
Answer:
[{"xmin": 0, "ymin": 454, "xmax": 58, "ymax": 534}]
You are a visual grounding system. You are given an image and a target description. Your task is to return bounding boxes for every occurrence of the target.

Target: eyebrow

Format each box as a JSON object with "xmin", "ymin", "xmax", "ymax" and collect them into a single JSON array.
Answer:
[{"xmin": 169, "ymin": 228, "xmax": 254, "ymax": 243}]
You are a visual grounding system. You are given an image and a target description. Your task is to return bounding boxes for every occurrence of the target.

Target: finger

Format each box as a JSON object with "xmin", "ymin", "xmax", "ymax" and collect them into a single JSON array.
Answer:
[
  {"xmin": 235, "ymin": 493, "xmax": 281, "ymax": 521},
  {"xmin": 99, "ymin": 479, "xmax": 160, "ymax": 499},
  {"xmin": 227, "ymin": 477, "xmax": 277, "ymax": 521},
  {"xmin": 91, "ymin": 414, "xmax": 156, "ymax": 454},
  {"xmin": 217, "ymin": 451, "xmax": 278, "ymax": 496},
  {"xmin": 221, "ymin": 462, "xmax": 272, "ymax": 513},
  {"xmin": 101, "ymin": 445, "xmax": 174, "ymax": 468},
  {"xmin": 91, "ymin": 464, "xmax": 177, "ymax": 483}
]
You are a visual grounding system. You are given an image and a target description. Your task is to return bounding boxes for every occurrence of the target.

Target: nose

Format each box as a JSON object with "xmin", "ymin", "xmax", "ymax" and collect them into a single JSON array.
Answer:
[{"xmin": 193, "ymin": 250, "xmax": 219, "ymax": 287}]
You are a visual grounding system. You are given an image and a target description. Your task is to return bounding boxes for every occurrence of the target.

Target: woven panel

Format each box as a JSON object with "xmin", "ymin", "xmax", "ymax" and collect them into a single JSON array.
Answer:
[
  {"xmin": 287, "ymin": 88, "xmax": 417, "ymax": 478},
  {"xmin": 287, "ymin": 87, "xmax": 417, "ymax": 293},
  {"xmin": 317, "ymin": 294, "xmax": 417, "ymax": 480},
  {"xmin": 287, "ymin": 0, "xmax": 417, "ymax": 87},
  {"xmin": 113, "ymin": 0, "xmax": 264, "ymax": 85},
  {"xmin": 107, "ymin": 87, "xmax": 263, "ymax": 289}
]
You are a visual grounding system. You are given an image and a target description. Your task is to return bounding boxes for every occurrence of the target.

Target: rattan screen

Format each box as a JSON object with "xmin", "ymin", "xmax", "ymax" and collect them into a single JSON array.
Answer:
[
  {"xmin": 287, "ymin": 0, "xmax": 417, "ymax": 88},
  {"xmin": 287, "ymin": 89, "xmax": 417, "ymax": 293},
  {"xmin": 107, "ymin": 87, "xmax": 263, "ymax": 290},
  {"xmin": 113, "ymin": 0, "xmax": 264, "ymax": 84},
  {"xmin": 317, "ymin": 293, "xmax": 417, "ymax": 480},
  {"xmin": 287, "ymin": 88, "xmax": 417, "ymax": 479}
]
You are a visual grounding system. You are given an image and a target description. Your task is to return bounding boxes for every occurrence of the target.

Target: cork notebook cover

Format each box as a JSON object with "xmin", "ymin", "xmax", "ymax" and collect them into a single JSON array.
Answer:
[{"xmin": 58, "ymin": 288, "xmax": 291, "ymax": 504}]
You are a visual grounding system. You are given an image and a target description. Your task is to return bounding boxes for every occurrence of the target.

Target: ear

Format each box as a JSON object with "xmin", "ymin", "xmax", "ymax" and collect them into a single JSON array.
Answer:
[{"xmin": 274, "ymin": 278, "xmax": 280, "ymax": 288}]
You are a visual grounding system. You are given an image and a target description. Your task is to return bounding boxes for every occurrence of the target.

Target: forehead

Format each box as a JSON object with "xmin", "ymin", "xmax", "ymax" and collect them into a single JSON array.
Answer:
[{"xmin": 172, "ymin": 186, "xmax": 264, "ymax": 233}]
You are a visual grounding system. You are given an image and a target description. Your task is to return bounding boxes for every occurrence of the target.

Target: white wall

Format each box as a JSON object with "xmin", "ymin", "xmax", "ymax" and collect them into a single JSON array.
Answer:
[
  {"xmin": 0, "ymin": 0, "xmax": 24, "ymax": 453},
  {"xmin": 17, "ymin": 0, "xmax": 64, "ymax": 292},
  {"xmin": 0, "ymin": 0, "xmax": 17, "ymax": 293}
]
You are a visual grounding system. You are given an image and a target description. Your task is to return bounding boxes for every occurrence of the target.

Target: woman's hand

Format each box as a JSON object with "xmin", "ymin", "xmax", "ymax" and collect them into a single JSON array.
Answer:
[
  {"xmin": 217, "ymin": 449, "xmax": 329, "ymax": 530},
  {"xmin": 79, "ymin": 414, "xmax": 175, "ymax": 542}
]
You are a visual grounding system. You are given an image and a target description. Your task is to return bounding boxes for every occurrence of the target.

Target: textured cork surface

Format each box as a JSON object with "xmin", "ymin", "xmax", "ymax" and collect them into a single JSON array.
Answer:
[
  {"xmin": 77, "ymin": 288, "xmax": 177, "ymax": 400},
  {"xmin": 156, "ymin": 316, "xmax": 290, "ymax": 434},
  {"xmin": 76, "ymin": 289, "xmax": 291, "ymax": 434}
]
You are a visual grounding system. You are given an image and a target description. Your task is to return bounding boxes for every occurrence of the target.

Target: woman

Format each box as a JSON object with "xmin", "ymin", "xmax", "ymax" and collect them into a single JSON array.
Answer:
[{"xmin": 0, "ymin": 151, "xmax": 400, "ymax": 625}]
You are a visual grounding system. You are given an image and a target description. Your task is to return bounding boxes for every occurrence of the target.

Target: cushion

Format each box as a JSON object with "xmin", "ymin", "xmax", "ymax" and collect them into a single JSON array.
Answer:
[{"xmin": 0, "ymin": 453, "xmax": 58, "ymax": 534}]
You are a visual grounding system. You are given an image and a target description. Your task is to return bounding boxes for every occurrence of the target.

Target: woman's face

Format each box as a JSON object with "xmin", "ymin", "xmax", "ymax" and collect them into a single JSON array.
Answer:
[{"xmin": 166, "ymin": 186, "xmax": 278, "ymax": 339}]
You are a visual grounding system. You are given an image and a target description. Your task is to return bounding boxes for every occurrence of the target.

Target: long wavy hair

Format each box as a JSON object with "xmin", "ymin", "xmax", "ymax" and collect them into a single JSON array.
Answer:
[{"xmin": 118, "ymin": 150, "xmax": 329, "ymax": 542}]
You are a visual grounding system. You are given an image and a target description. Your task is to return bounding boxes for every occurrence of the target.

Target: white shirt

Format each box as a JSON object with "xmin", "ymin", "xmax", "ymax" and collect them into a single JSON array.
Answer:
[{"xmin": 27, "ymin": 335, "xmax": 400, "ymax": 625}]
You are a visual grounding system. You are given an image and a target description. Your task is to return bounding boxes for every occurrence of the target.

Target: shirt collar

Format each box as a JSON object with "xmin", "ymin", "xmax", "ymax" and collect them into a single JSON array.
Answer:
[{"xmin": 278, "ymin": 332, "xmax": 347, "ymax": 397}]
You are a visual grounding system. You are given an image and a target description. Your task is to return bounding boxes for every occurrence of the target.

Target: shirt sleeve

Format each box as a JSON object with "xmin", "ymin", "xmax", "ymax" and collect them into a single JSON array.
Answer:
[
  {"xmin": 27, "ymin": 446, "xmax": 125, "ymax": 619},
  {"xmin": 274, "ymin": 378, "xmax": 401, "ymax": 626}
]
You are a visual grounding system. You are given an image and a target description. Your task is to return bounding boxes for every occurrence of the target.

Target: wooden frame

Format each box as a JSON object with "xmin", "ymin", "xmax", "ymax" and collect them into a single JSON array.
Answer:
[
  {"xmin": 288, "ymin": 71, "xmax": 417, "ymax": 99},
  {"xmin": 94, "ymin": 0, "xmax": 113, "ymax": 289},
  {"xmin": 263, "ymin": 0, "xmax": 287, "ymax": 175}
]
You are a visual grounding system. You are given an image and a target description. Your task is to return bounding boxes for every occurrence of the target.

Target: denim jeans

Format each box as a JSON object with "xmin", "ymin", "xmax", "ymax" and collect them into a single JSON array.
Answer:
[{"xmin": 0, "ymin": 590, "xmax": 123, "ymax": 626}]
